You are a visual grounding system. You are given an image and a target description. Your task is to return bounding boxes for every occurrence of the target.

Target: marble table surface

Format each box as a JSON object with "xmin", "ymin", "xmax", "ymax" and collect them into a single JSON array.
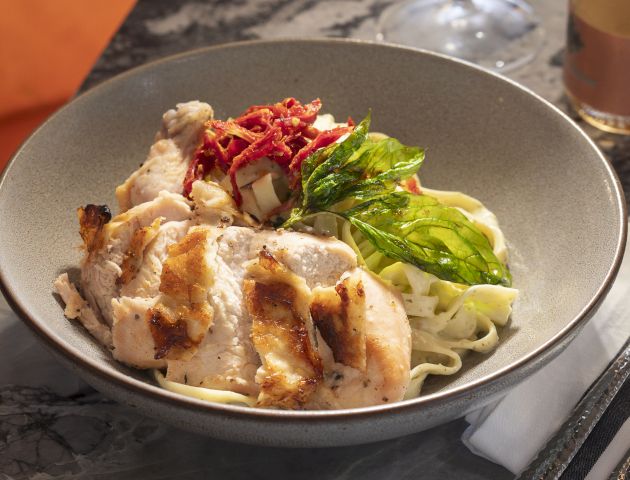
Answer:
[{"xmin": 2, "ymin": 1, "xmax": 629, "ymax": 478}]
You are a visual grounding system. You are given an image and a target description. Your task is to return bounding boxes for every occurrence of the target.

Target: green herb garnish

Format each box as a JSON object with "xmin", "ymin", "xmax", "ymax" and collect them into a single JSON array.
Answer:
[
  {"xmin": 344, "ymin": 192, "xmax": 511, "ymax": 286},
  {"xmin": 283, "ymin": 114, "xmax": 511, "ymax": 287}
]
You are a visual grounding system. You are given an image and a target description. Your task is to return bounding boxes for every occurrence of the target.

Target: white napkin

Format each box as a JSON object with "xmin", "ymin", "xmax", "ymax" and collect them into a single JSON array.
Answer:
[{"xmin": 462, "ymin": 233, "xmax": 630, "ymax": 475}]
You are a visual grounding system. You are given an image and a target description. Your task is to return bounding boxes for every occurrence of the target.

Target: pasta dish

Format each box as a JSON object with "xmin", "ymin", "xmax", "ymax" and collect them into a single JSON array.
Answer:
[{"xmin": 54, "ymin": 98, "xmax": 517, "ymax": 409}]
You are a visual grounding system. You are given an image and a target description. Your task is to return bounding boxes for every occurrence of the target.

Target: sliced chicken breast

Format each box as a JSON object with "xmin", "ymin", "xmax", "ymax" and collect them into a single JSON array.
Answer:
[
  {"xmin": 62, "ymin": 173, "xmax": 411, "ymax": 409},
  {"xmin": 215, "ymin": 227, "xmax": 357, "ymax": 289},
  {"xmin": 244, "ymin": 250, "xmax": 323, "ymax": 408},
  {"xmin": 69, "ymin": 184, "xmax": 248, "ymax": 373},
  {"xmin": 165, "ymin": 230, "xmax": 261, "ymax": 395},
  {"xmin": 112, "ymin": 227, "xmax": 216, "ymax": 369},
  {"xmin": 147, "ymin": 227, "xmax": 215, "ymax": 360},
  {"xmin": 116, "ymin": 101, "xmax": 213, "ymax": 211},
  {"xmin": 310, "ymin": 268, "xmax": 412, "ymax": 409},
  {"xmin": 111, "ymin": 296, "xmax": 162, "ymax": 368},
  {"xmin": 119, "ymin": 220, "xmax": 191, "ymax": 298},
  {"xmin": 80, "ymin": 191, "xmax": 192, "ymax": 327},
  {"xmin": 243, "ymin": 259, "xmax": 411, "ymax": 409},
  {"xmin": 165, "ymin": 226, "xmax": 358, "ymax": 397}
]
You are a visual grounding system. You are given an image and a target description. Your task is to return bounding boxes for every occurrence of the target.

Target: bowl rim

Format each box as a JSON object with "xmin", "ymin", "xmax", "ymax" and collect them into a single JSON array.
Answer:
[{"xmin": 0, "ymin": 37, "xmax": 627, "ymax": 421}]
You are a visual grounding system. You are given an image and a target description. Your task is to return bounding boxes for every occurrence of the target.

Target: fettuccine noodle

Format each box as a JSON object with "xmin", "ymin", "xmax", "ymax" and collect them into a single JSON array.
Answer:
[{"xmin": 305, "ymin": 188, "xmax": 517, "ymax": 396}]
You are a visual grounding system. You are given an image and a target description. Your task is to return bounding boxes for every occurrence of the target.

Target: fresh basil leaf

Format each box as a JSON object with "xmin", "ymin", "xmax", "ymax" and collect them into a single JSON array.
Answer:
[
  {"xmin": 300, "ymin": 143, "xmax": 337, "ymax": 193},
  {"xmin": 301, "ymin": 114, "xmax": 371, "ymax": 209},
  {"xmin": 283, "ymin": 115, "xmax": 371, "ymax": 227},
  {"xmin": 303, "ymin": 116, "xmax": 424, "ymax": 212},
  {"xmin": 343, "ymin": 192, "xmax": 512, "ymax": 286},
  {"xmin": 281, "ymin": 113, "xmax": 510, "ymax": 288},
  {"xmin": 330, "ymin": 137, "xmax": 424, "ymax": 202}
]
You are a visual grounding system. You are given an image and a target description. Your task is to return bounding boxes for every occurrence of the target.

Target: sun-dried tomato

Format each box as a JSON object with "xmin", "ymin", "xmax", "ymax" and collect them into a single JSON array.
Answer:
[{"xmin": 183, "ymin": 98, "xmax": 353, "ymax": 205}]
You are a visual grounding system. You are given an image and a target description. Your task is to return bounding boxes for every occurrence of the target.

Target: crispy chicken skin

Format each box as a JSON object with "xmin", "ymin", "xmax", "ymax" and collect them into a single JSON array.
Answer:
[{"xmin": 78, "ymin": 205, "xmax": 112, "ymax": 252}]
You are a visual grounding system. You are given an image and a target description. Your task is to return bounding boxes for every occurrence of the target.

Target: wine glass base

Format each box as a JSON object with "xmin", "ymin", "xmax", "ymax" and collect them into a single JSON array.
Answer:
[{"xmin": 376, "ymin": 0, "xmax": 545, "ymax": 73}]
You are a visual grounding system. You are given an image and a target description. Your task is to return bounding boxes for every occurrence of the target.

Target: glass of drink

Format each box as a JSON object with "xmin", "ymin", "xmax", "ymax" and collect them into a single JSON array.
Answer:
[
  {"xmin": 376, "ymin": 0, "xmax": 545, "ymax": 72},
  {"xmin": 563, "ymin": 0, "xmax": 630, "ymax": 134}
]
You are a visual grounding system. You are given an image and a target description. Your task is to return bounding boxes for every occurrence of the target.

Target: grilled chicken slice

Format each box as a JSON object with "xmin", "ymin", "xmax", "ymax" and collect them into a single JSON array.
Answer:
[
  {"xmin": 242, "ymin": 255, "xmax": 410, "ymax": 409},
  {"xmin": 215, "ymin": 226, "xmax": 357, "ymax": 289},
  {"xmin": 119, "ymin": 220, "xmax": 191, "ymax": 298},
  {"xmin": 165, "ymin": 226, "xmax": 358, "ymax": 396},
  {"xmin": 64, "ymin": 173, "xmax": 410, "ymax": 409},
  {"xmin": 111, "ymin": 227, "xmax": 216, "ymax": 368},
  {"xmin": 147, "ymin": 227, "xmax": 215, "ymax": 360},
  {"xmin": 80, "ymin": 191, "xmax": 192, "ymax": 327},
  {"xmin": 244, "ymin": 250, "xmax": 323, "ymax": 408},
  {"xmin": 309, "ymin": 268, "xmax": 412, "ymax": 409},
  {"xmin": 164, "ymin": 229, "xmax": 261, "ymax": 395},
  {"xmin": 116, "ymin": 101, "xmax": 213, "ymax": 211},
  {"xmin": 70, "ymin": 185, "xmax": 251, "ymax": 373},
  {"xmin": 310, "ymin": 272, "xmax": 367, "ymax": 372}
]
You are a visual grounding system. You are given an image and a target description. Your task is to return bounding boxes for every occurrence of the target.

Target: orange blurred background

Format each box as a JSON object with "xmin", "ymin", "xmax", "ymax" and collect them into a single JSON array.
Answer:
[{"xmin": 0, "ymin": 0, "xmax": 135, "ymax": 172}]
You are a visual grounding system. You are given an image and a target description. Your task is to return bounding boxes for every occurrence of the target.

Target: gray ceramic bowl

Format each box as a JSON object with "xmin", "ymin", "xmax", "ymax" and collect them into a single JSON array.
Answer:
[{"xmin": 0, "ymin": 39, "xmax": 626, "ymax": 447}]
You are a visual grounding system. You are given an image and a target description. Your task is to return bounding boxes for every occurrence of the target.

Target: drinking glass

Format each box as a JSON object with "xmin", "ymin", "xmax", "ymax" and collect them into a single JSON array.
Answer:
[{"xmin": 377, "ymin": 0, "xmax": 545, "ymax": 72}]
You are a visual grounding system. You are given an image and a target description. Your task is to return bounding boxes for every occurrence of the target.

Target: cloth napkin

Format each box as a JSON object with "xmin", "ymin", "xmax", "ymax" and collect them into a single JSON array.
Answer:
[{"xmin": 462, "ymin": 233, "xmax": 630, "ymax": 476}]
